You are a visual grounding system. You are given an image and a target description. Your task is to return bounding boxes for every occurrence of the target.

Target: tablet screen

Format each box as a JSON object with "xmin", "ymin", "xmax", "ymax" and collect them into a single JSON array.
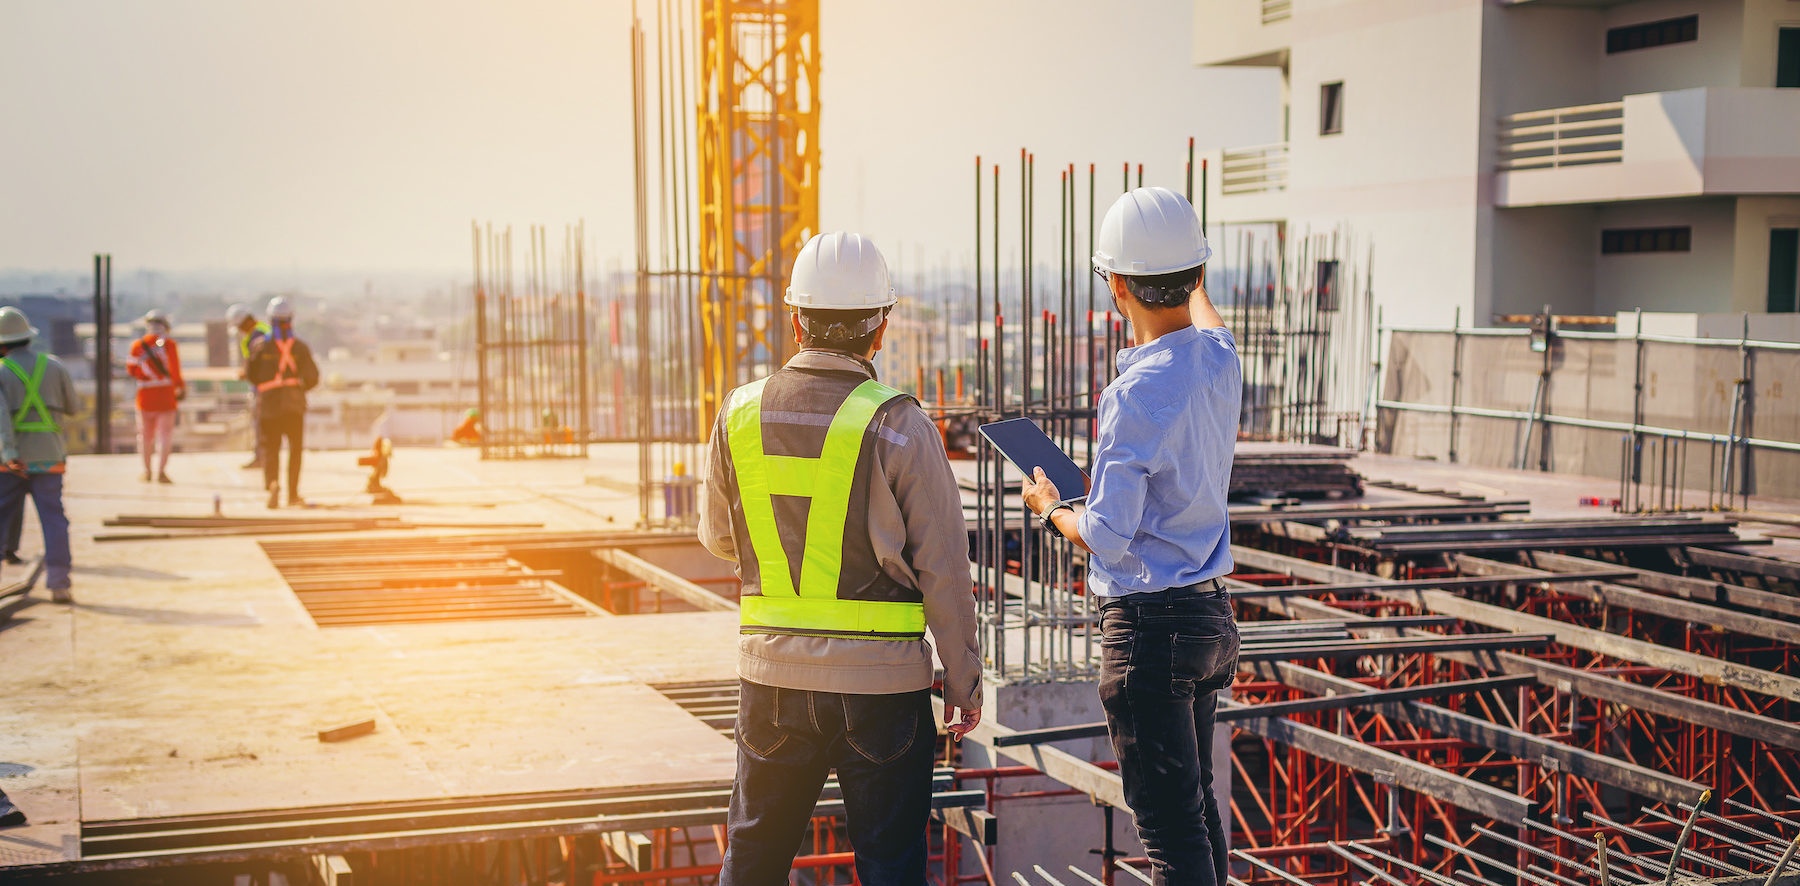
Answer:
[{"xmin": 978, "ymin": 418, "xmax": 1088, "ymax": 504}]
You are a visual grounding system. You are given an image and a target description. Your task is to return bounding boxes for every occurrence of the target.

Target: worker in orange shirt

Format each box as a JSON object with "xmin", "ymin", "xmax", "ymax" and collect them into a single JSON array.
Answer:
[{"xmin": 128, "ymin": 310, "xmax": 185, "ymax": 484}]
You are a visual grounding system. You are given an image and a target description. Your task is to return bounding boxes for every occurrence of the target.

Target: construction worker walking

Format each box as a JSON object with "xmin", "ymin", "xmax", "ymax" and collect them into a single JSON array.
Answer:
[
  {"xmin": 1022, "ymin": 188, "xmax": 1243, "ymax": 886},
  {"xmin": 226, "ymin": 303, "xmax": 271, "ymax": 469},
  {"xmin": 244, "ymin": 297, "xmax": 319, "ymax": 509},
  {"xmin": 128, "ymin": 309, "xmax": 185, "ymax": 483},
  {"xmin": 699, "ymin": 232, "xmax": 982, "ymax": 886},
  {"xmin": 0, "ymin": 307, "xmax": 80, "ymax": 602}
]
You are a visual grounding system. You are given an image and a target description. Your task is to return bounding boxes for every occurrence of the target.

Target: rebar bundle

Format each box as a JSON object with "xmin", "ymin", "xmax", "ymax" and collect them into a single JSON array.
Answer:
[{"xmin": 469, "ymin": 222, "xmax": 591, "ymax": 461}]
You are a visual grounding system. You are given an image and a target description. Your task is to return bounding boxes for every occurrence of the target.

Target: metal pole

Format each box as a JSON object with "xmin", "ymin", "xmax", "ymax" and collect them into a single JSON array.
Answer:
[{"xmin": 93, "ymin": 253, "xmax": 113, "ymax": 454}]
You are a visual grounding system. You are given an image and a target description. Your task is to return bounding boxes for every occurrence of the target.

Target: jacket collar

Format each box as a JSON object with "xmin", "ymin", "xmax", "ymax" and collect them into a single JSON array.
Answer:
[{"xmin": 786, "ymin": 348, "xmax": 878, "ymax": 380}]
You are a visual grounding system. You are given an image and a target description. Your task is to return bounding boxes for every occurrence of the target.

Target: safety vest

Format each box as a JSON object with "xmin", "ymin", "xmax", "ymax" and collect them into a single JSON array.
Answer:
[
  {"xmin": 726, "ymin": 376, "xmax": 925, "ymax": 639},
  {"xmin": 239, "ymin": 322, "xmax": 270, "ymax": 359},
  {"xmin": 2, "ymin": 354, "xmax": 60, "ymax": 434},
  {"xmin": 257, "ymin": 338, "xmax": 301, "ymax": 393}
]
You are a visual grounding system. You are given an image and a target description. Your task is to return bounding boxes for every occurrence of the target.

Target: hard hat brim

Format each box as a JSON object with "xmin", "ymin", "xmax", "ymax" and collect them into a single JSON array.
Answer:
[
  {"xmin": 1091, "ymin": 242, "xmax": 1213, "ymax": 277},
  {"xmin": 0, "ymin": 326, "xmax": 41, "ymax": 345},
  {"xmin": 783, "ymin": 292, "xmax": 900, "ymax": 310}
]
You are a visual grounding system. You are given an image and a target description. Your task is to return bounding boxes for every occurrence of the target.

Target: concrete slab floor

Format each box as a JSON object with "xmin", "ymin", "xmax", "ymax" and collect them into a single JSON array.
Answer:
[{"xmin": 0, "ymin": 444, "xmax": 738, "ymax": 870}]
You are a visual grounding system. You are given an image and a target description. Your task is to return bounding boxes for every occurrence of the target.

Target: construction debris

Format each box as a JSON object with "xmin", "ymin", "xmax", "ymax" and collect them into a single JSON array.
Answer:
[
  {"xmin": 1230, "ymin": 445, "xmax": 1364, "ymax": 500},
  {"xmin": 316, "ymin": 719, "xmax": 376, "ymax": 743}
]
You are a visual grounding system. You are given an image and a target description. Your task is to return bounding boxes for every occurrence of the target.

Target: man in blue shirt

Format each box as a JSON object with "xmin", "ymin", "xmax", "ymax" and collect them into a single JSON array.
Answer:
[{"xmin": 1023, "ymin": 187, "xmax": 1242, "ymax": 886}]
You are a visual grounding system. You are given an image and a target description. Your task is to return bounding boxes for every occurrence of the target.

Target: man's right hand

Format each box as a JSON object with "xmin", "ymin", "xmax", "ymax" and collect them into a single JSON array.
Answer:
[{"xmin": 944, "ymin": 706, "xmax": 981, "ymax": 739}]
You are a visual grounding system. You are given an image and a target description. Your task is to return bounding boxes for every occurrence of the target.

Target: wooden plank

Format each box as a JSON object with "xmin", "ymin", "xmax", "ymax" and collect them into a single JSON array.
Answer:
[
  {"xmin": 937, "ymin": 807, "xmax": 998, "ymax": 845},
  {"xmin": 1226, "ymin": 700, "xmax": 1534, "ymax": 825},
  {"xmin": 601, "ymin": 831, "xmax": 653, "ymax": 871},
  {"xmin": 1454, "ymin": 554, "xmax": 1800, "ymax": 646},
  {"xmin": 1490, "ymin": 653, "xmax": 1800, "ymax": 752},
  {"xmin": 593, "ymin": 549, "xmax": 737, "ymax": 612},
  {"xmin": 1520, "ymin": 550, "xmax": 1800, "ymax": 620},
  {"xmin": 1229, "ymin": 545, "xmax": 1800, "ymax": 705},
  {"xmin": 1262, "ymin": 662, "xmax": 1708, "ymax": 806},
  {"xmin": 1684, "ymin": 547, "xmax": 1800, "ymax": 582},
  {"xmin": 318, "ymin": 720, "xmax": 377, "ymax": 743},
  {"xmin": 311, "ymin": 853, "xmax": 356, "ymax": 886}
]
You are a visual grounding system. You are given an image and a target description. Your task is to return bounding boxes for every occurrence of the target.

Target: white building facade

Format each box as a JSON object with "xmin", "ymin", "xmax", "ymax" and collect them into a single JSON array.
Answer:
[{"xmin": 1195, "ymin": 0, "xmax": 1800, "ymax": 327}]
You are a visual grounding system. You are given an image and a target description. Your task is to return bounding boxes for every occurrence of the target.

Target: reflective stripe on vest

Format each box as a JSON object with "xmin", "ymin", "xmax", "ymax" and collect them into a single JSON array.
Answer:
[
  {"xmin": 257, "ymin": 338, "xmax": 301, "ymax": 393},
  {"xmin": 727, "ymin": 376, "xmax": 924, "ymax": 640},
  {"xmin": 2, "ymin": 354, "xmax": 60, "ymax": 434}
]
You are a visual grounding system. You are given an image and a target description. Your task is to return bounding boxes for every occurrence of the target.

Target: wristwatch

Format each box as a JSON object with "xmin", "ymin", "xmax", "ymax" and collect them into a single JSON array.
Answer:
[{"xmin": 1038, "ymin": 502, "xmax": 1073, "ymax": 534}]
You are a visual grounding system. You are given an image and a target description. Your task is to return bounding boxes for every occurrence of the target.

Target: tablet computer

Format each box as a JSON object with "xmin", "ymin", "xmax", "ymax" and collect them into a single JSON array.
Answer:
[{"xmin": 978, "ymin": 418, "xmax": 1088, "ymax": 505}]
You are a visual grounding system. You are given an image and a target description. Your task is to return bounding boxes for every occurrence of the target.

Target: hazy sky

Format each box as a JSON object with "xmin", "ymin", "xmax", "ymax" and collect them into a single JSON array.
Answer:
[{"xmin": 1, "ymin": 1, "xmax": 1280, "ymax": 276}]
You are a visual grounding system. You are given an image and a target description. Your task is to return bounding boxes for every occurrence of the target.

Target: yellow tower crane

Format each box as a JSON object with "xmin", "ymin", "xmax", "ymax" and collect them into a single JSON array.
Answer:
[{"xmin": 695, "ymin": 0, "xmax": 820, "ymax": 426}]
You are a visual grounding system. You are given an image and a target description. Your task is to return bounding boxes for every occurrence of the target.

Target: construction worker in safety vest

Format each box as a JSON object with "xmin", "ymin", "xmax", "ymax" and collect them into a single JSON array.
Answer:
[
  {"xmin": 226, "ymin": 303, "xmax": 271, "ymax": 470},
  {"xmin": 0, "ymin": 306, "xmax": 80, "ymax": 602},
  {"xmin": 244, "ymin": 297, "xmax": 319, "ymax": 509},
  {"xmin": 128, "ymin": 309, "xmax": 185, "ymax": 484},
  {"xmin": 698, "ymin": 232, "xmax": 982, "ymax": 886}
]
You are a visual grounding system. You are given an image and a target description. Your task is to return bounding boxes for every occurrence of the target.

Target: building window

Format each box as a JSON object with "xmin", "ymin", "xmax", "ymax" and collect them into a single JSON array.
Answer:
[
  {"xmin": 1319, "ymin": 82, "xmax": 1344, "ymax": 135},
  {"xmin": 1602, "ymin": 227, "xmax": 1691, "ymax": 254},
  {"xmin": 1770, "ymin": 228, "xmax": 1799, "ymax": 313},
  {"xmin": 1778, "ymin": 28, "xmax": 1800, "ymax": 88},
  {"xmin": 1606, "ymin": 15, "xmax": 1698, "ymax": 54},
  {"xmin": 1315, "ymin": 260, "xmax": 1340, "ymax": 311}
]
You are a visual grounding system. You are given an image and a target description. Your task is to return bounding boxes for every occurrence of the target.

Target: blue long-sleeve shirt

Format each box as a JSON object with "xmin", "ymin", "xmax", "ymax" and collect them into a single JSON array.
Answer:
[{"xmin": 1077, "ymin": 325, "xmax": 1242, "ymax": 596}]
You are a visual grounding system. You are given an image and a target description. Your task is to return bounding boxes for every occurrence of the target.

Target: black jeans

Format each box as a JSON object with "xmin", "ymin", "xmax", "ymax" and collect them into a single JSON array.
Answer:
[
  {"xmin": 259, "ymin": 411, "xmax": 304, "ymax": 494},
  {"xmin": 721, "ymin": 679, "xmax": 934, "ymax": 886},
  {"xmin": 1099, "ymin": 588, "xmax": 1241, "ymax": 886}
]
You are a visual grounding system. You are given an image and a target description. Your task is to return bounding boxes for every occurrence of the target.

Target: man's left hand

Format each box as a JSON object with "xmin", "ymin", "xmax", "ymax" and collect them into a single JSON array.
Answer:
[{"xmin": 1021, "ymin": 466, "xmax": 1062, "ymax": 516}]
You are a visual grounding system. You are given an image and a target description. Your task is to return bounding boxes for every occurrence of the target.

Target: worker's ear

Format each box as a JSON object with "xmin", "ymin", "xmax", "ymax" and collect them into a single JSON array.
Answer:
[
  {"xmin": 791, "ymin": 311, "xmax": 804, "ymax": 347},
  {"xmin": 867, "ymin": 314, "xmax": 890, "ymax": 358}
]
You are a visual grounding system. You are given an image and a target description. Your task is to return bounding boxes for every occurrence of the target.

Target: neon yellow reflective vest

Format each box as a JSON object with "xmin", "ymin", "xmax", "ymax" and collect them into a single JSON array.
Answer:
[
  {"xmin": 2, "ymin": 354, "xmax": 60, "ymax": 434},
  {"xmin": 726, "ymin": 375, "xmax": 926, "ymax": 640}
]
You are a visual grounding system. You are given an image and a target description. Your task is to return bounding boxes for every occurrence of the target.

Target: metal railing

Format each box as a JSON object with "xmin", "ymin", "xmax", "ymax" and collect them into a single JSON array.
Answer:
[
  {"xmin": 1498, "ymin": 100, "xmax": 1624, "ymax": 170},
  {"xmin": 1221, "ymin": 142, "xmax": 1289, "ymax": 195},
  {"xmin": 1261, "ymin": 0, "xmax": 1292, "ymax": 23}
]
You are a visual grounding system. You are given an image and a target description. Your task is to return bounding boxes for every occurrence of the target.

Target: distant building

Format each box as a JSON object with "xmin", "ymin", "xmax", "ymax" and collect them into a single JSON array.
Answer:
[{"xmin": 1194, "ymin": 0, "xmax": 1800, "ymax": 328}]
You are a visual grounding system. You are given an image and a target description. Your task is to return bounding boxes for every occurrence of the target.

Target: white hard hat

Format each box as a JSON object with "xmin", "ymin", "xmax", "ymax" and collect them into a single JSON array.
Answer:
[
  {"xmin": 784, "ymin": 232, "xmax": 897, "ymax": 310},
  {"xmin": 0, "ymin": 307, "xmax": 38, "ymax": 345},
  {"xmin": 267, "ymin": 296, "xmax": 295, "ymax": 321},
  {"xmin": 225, "ymin": 303, "xmax": 251, "ymax": 326},
  {"xmin": 142, "ymin": 309, "xmax": 171, "ymax": 328},
  {"xmin": 1092, "ymin": 187, "xmax": 1212, "ymax": 277}
]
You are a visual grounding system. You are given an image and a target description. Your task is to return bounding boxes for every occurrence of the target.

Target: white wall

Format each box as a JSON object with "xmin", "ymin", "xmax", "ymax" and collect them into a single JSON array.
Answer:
[
  {"xmin": 1284, "ymin": 0, "xmax": 1488, "ymax": 327},
  {"xmin": 1740, "ymin": 0, "xmax": 1800, "ymax": 87},
  {"xmin": 1598, "ymin": 0, "xmax": 1745, "ymax": 96},
  {"xmin": 1593, "ymin": 197, "xmax": 1736, "ymax": 314},
  {"xmin": 1491, "ymin": 205, "xmax": 1599, "ymax": 318}
]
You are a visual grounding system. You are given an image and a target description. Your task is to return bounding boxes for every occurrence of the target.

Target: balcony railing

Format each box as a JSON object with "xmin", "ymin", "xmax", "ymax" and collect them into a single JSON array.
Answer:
[
  {"xmin": 1261, "ymin": 0, "xmax": 1291, "ymax": 23},
  {"xmin": 1498, "ymin": 101, "xmax": 1623, "ymax": 170},
  {"xmin": 1221, "ymin": 142, "xmax": 1289, "ymax": 195}
]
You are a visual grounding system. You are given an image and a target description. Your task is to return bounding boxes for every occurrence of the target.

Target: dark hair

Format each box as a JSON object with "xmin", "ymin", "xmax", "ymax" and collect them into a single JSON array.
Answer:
[
  {"xmin": 1121, "ymin": 265, "xmax": 1203, "ymax": 308},
  {"xmin": 798, "ymin": 307, "xmax": 887, "ymax": 353}
]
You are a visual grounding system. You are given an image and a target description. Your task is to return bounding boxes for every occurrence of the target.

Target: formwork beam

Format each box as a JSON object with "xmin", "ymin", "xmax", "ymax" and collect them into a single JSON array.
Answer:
[
  {"xmin": 593, "ymin": 549, "xmax": 737, "ymax": 612},
  {"xmin": 1224, "ymin": 699, "xmax": 1534, "ymax": 824},
  {"xmin": 1258, "ymin": 662, "xmax": 1710, "ymax": 805},
  {"xmin": 1682, "ymin": 548, "xmax": 1800, "ymax": 583},
  {"xmin": 1520, "ymin": 549, "xmax": 1800, "ymax": 620},
  {"xmin": 1453, "ymin": 553, "xmax": 1800, "ymax": 646},
  {"xmin": 1229, "ymin": 545, "xmax": 1800, "ymax": 704}
]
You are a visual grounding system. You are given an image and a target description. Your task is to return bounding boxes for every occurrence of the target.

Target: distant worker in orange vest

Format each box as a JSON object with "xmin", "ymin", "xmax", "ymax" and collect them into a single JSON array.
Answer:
[
  {"xmin": 451, "ymin": 408, "xmax": 482, "ymax": 446},
  {"xmin": 244, "ymin": 297, "xmax": 319, "ymax": 509},
  {"xmin": 128, "ymin": 309, "xmax": 185, "ymax": 484}
]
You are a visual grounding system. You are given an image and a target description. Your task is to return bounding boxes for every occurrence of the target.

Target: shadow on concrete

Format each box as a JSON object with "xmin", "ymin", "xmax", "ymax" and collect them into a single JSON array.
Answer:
[{"xmin": 75, "ymin": 603, "xmax": 260, "ymax": 627}]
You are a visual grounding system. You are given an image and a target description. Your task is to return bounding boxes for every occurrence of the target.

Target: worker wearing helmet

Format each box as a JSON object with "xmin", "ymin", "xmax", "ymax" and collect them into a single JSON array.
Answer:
[
  {"xmin": 1022, "ymin": 187, "xmax": 1242, "ymax": 886},
  {"xmin": 226, "ymin": 303, "xmax": 271, "ymax": 469},
  {"xmin": 699, "ymin": 232, "xmax": 981, "ymax": 886},
  {"xmin": 244, "ymin": 297, "xmax": 319, "ymax": 508},
  {"xmin": 128, "ymin": 309, "xmax": 185, "ymax": 483},
  {"xmin": 0, "ymin": 306, "xmax": 80, "ymax": 602}
]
